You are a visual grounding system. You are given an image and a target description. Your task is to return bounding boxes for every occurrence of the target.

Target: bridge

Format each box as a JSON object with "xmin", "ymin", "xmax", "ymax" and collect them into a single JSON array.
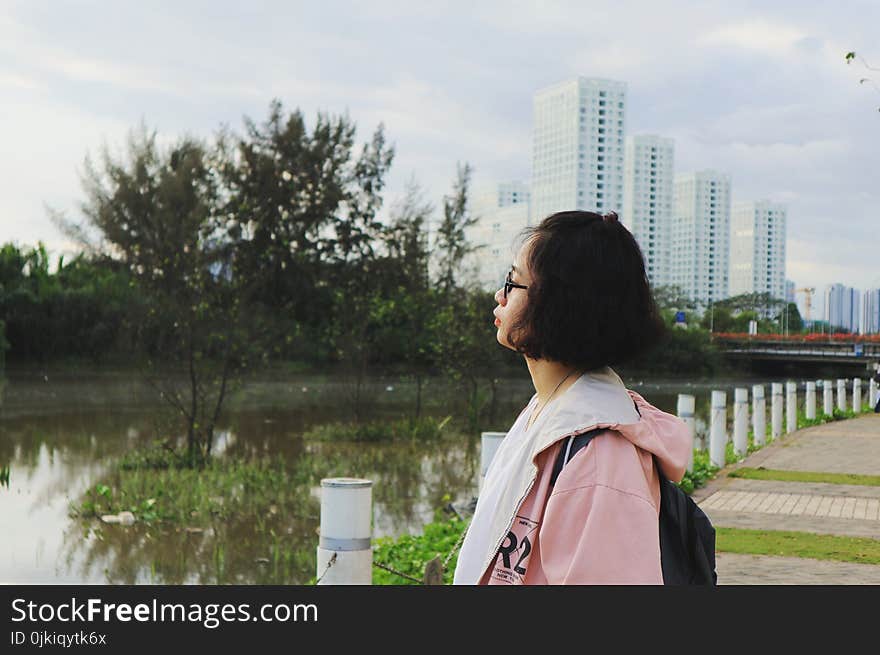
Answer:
[{"xmin": 712, "ymin": 333, "xmax": 880, "ymax": 371}]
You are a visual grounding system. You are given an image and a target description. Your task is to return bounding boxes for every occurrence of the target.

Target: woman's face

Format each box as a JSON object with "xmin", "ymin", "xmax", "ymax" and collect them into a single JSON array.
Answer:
[{"xmin": 493, "ymin": 240, "xmax": 532, "ymax": 351}]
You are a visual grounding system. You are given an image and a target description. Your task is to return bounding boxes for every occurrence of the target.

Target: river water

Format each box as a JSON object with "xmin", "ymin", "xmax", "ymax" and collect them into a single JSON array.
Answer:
[{"xmin": 0, "ymin": 367, "xmax": 819, "ymax": 584}]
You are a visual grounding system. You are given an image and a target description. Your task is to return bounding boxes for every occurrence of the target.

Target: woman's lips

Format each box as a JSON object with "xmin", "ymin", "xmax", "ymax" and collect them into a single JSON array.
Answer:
[{"xmin": 494, "ymin": 317, "xmax": 501, "ymax": 326}]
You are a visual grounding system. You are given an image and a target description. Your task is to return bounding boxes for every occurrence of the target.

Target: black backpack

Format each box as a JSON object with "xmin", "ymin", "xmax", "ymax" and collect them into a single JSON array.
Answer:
[{"xmin": 550, "ymin": 428, "xmax": 717, "ymax": 585}]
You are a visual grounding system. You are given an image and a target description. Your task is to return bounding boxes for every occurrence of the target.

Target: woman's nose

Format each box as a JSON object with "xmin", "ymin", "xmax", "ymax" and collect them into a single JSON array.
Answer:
[{"xmin": 494, "ymin": 287, "xmax": 506, "ymax": 305}]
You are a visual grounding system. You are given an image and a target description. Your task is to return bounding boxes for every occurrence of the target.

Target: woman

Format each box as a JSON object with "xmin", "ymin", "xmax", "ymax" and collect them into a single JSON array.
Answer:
[{"xmin": 453, "ymin": 210, "xmax": 692, "ymax": 585}]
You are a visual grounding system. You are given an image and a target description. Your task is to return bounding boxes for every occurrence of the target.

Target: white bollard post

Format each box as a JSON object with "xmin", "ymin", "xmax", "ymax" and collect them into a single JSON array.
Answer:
[
  {"xmin": 677, "ymin": 394, "xmax": 696, "ymax": 473},
  {"xmin": 853, "ymin": 378, "xmax": 862, "ymax": 413},
  {"xmin": 710, "ymin": 391, "xmax": 727, "ymax": 468},
  {"xmin": 752, "ymin": 385, "xmax": 766, "ymax": 447},
  {"xmin": 823, "ymin": 380, "xmax": 833, "ymax": 416},
  {"xmin": 771, "ymin": 383, "xmax": 783, "ymax": 441},
  {"xmin": 480, "ymin": 432, "xmax": 506, "ymax": 490},
  {"xmin": 805, "ymin": 381, "xmax": 816, "ymax": 420},
  {"xmin": 316, "ymin": 478, "xmax": 373, "ymax": 585},
  {"xmin": 733, "ymin": 388, "xmax": 749, "ymax": 457},
  {"xmin": 785, "ymin": 381, "xmax": 797, "ymax": 434},
  {"xmin": 871, "ymin": 378, "xmax": 878, "ymax": 409},
  {"xmin": 837, "ymin": 379, "xmax": 847, "ymax": 412}
]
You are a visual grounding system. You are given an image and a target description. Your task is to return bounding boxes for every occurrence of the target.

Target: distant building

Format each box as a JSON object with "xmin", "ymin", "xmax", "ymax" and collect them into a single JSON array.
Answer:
[
  {"xmin": 623, "ymin": 135, "xmax": 674, "ymax": 287},
  {"xmin": 465, "ymin": 182, "xmax": 531, "ymax": 291},
  {"xmin": 861, "ymin": 288, "xmax": 880, "ymax": 334},
  {"xmin": 669, "ymin": 170, "xmax": 731, "ymax": 306},
  {"xmin": 531, "ymin": 77, "xmax": 626, "ymax": 223},
  {"xmin": 728, "ymin": 200, "xmax": 787, "ymax": 301},
  {"xmin": 824, "ymin": 284, "xmax": 861, "ymax": 333},
  {"xmin": 785, "ymin": 279, "xmax": 796, "ymax": 304}
]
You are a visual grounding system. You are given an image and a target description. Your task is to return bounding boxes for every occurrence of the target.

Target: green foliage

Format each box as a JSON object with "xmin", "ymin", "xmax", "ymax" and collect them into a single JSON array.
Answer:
[
  {"xmin": 717, "ymin": 527, "xmax": 880, "ymax": 565},
  {"xmin": 434, "ymin": 163, "xmax": 479, "ymax": 294},
  {"xmin": 303, "ymin": 415, "xmax": 452, "ymax": 443},
  {"xmin": 0, "ymin": 319, "xmax": 7, "ymax": 368},
  {"xmin": 119, "ymin": 441, "xmax": 192, "ymax": 470},
  {"xmin": 73, "ymin": 456, "xmax": 308, "ymax": 524},
  {"xmin": 677, "ymin": 449, "xmax": 717, "ymax": 495},
  {"xmin": 630, "ymin": 326, "xmax": 722, "ymax": 376},
  {"xmin": 729, "ymin": 467, "xmax": 880, "ymax": 486},
  {"xmin": 831, "ymin": 407, "xmax": 858, "ymax": 421},
  {"xmin": 724, "ymin": 439, "xmax": 741, "ymax": 465},
  {"xmin": 372, "ymin": 515, "xmax": 468, "ymax": 585},
  {"xmin": 429, "ymin": 288, "xmax": 519, "ymax": 430},
  {"xmin": 0, "ymin": 245, "xmax": 136, "ymax": 363}
]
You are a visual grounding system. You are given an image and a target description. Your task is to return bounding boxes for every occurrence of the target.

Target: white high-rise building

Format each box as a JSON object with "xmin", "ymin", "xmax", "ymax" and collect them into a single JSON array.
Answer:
[
  {"xmin": 669, "ymin": 171, "xmax": 731, "ymax": 306},
  {"xmin": 729, "ymin": 201, "xmax": 787, "ymax": 301},
  {"xmin": 531, "ymin": 77, "xmax": 626, "ymax": 223},
  {"xmin": 623, "ymin": 135, "xmax": 674, "ymax": 287},
  {"xmin": 465, "ymin": 182, "xmax": 531, "ymax": 291},
  {"xmin": 825, "ymin": 284, "xmax": 861, "ymax": 333},
  {"xmin": 861, "ymin": 288, "xmax": 880, "ymax": 334}
]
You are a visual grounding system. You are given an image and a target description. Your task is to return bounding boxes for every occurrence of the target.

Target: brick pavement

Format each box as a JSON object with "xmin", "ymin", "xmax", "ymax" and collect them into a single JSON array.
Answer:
[{"xmin": 692, "ymin": 413, "xmax": 880, "ymax": 584}]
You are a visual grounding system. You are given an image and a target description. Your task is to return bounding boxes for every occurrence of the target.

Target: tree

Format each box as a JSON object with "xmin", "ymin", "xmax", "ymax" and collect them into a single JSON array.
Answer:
[
  {"xmin": 377, "ymin": 179, "xmax": 436, "ymax": 417},
  {"xmin": 433, "ymin": 163, "xmax": 481, "ymax": 294},
  {"xmin": 215, "ymin": 100, "xmax": 392, "ymax": 313},
  {"xmin": 213, "ymin": 100, "xmax": 394, "ymax": 373},
  {"xmin": 75, "ymin": 127, "xmax": 245, "ymax": 467},
  {"xmin": 775, "ymin": 302, "xmax": 804, "ymax": 334},
  {"xmin": 652, "ymin": 284, "xmax": 698, "ymax": 325}
]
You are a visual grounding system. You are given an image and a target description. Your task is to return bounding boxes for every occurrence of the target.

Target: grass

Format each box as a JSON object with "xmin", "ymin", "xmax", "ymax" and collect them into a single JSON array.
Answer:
[
  {"xmin": 678, "ymin": 450, "xmax": 718, "ymax": 494},
  {"xmin": 716, "ymin": 527, "xmax": 880, "ymax": 565},
  {"xmin": 73, "ymin": 455, "xmax": 313, "ymax": 524},
  {"xmin": 729, "ymin": 467, "xmax": 880, "ymax": 487},
  {"xmin": 303, "ymin": 415, "xmax": 452, "ymax": 442},
  {"xmin": 372, "ymin": 512, "xmax": 468, "ymax": 585}
]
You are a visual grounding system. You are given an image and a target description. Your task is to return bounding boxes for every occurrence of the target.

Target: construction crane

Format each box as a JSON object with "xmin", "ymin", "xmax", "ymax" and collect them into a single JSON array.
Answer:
[{"xmin": 796, "ymin": 287, "xmax": 816, "ymax": 322}]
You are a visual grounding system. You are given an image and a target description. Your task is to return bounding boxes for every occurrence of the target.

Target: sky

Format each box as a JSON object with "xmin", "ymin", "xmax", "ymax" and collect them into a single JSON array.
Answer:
[{"xmin": 2, "ymin": 0, "xmax": 879, "ymax": 317}]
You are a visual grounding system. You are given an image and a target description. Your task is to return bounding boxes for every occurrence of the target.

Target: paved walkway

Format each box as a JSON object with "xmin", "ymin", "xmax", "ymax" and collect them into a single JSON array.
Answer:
[{"xmin": 692, "ymin": 412, "xmax": 880, "ymax": 584}]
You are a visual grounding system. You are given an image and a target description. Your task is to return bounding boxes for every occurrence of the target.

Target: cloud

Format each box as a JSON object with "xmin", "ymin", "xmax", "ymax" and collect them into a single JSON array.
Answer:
[
  {"xmin": 697, "ymin": 20, "xmax": 808, "ymax": 55},
  {"xmin": 0, "ymin": 72, "xmax": 46, "ymax": 91}
]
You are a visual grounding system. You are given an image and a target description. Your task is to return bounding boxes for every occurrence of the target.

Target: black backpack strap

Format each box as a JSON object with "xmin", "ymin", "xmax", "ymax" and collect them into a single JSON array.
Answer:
[
  {"xmin": 550, "ymin": 398, "xmax": 641, "ymax": 487},
  {"xmin": 550, "ymin": 428, "xmax": 604, "ymax": 486}
]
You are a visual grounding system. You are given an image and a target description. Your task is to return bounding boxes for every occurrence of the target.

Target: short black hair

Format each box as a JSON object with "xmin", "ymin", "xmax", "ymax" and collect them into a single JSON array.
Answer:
[{"xmin": 506, "ymin": 210, "xmax": 664, "ymax": 371}]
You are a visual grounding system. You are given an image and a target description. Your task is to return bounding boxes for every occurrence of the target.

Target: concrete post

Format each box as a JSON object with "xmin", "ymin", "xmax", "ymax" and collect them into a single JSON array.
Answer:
[
  {"xmin": 871, "ymin": 378, "xmax": 878, "ymax": 409},
  {"xmin": 316, "ymin": 478, "xmax": 373, "ymax": 585},
  {"xmin": 733, "ymin": 388, "xmax": 749, "ymax": 457},
  {"xmin": 752, "ymin": 385, "xmax": 766, "ymax": 447},
  {"xmin": 677, "ymin": 394, "xmax": 696, "ymax": 473},
  {"xmin": 823, "ymin": 380, "xmax": 833, "ymax": 416},
  {"xmin": 771, "ymin": 383, "xmax": 783, "ymax": 441},
  {"xmin": 710, "ymin": 391, "xmax": 727, "ymax": 468},
  {"xmin": 805, "ymin": 381, "xmax": 816, "ymax": 420},
  {"xmin": 785, "ymin": 381, "xmax": 797, "ymax": 434},
  {"xmin": 480, "ymin": 432, "xmax": 506, "ymax": 490},
  {"xmin": 853, "ymin": 378, "xmax": 862, "ymax": 413},
  {"xmin": 837, "ymin": 379, "xmax": 847, "ymax": 412}
]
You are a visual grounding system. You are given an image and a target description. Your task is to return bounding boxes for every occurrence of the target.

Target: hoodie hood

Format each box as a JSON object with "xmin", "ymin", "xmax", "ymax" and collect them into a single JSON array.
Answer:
[
  {"xmin": 614, "ymin": 391, "xmax": 691, "ymax": 483},
  {"xmin": 529, "ymin": 368, "xmax": 690, "ymax": 483}
]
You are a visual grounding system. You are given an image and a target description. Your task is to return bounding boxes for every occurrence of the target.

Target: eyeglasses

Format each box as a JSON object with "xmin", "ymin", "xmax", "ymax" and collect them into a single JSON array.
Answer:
[{"xmin": 504, "ymin": 268, "xmax": 529, "ymax": 299}]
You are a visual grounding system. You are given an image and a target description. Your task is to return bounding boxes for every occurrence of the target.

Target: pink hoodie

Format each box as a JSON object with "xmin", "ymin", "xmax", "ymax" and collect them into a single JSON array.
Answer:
[{"xmin": 453, "ymin": 368, "xmax": 691, "ymax": 585}]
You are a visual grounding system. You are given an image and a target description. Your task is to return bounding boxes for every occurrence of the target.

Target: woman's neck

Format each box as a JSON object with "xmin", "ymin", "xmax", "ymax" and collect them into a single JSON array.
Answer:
[{"xmin": 525, "ymin": 358, "xmax": 580, "ymax": 405}]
